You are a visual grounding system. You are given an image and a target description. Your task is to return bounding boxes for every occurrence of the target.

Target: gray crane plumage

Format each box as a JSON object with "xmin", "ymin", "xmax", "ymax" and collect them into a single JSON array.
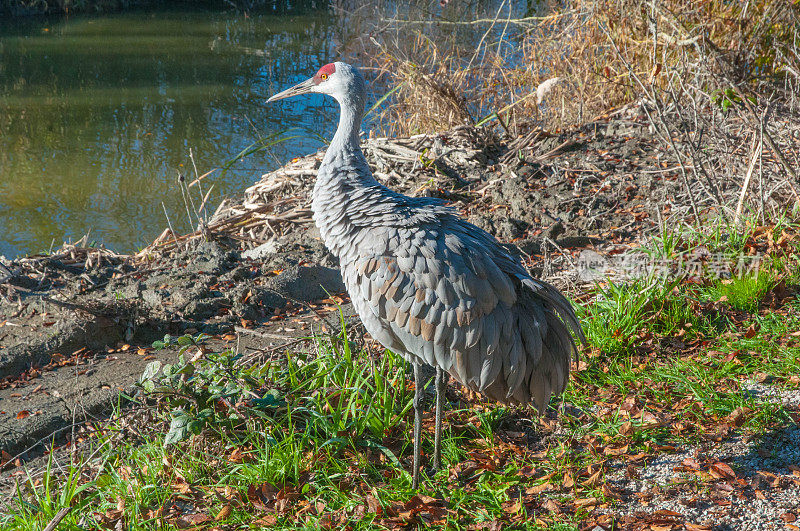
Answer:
[{"xmin": 268, "ymin": 62, "xmax": 584, "ymax": 487}]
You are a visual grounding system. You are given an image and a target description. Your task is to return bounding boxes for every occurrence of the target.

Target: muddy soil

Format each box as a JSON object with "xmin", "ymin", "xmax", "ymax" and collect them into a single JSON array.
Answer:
[
  {"xmin": 0, "ymin": 101, "xmax": 786, "ymax": 470},
  {"xmin": 0, "ymin": 239, "xmax": 348, "ymax": 462}
]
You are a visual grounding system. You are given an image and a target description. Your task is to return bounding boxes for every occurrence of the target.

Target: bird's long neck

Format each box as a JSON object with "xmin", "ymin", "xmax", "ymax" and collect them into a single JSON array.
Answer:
[
  {"xmin": 313, "ymin": 93, "xmax": 380, "ymax": 261},
  {"xmin": 323, "ymin": 96, "xmax": 364, "ymax": 165}
]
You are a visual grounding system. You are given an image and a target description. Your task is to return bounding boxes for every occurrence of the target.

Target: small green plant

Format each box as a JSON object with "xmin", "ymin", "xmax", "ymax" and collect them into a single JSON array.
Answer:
[
  {"xmin": 712, "ymin": 87, "xmax": 742, "ymax": 112},
  {"xmin": 580, "ymin": 276, "xmax": 692, "ymax": 355},
  {"xmin": 641, "ymin": 224, "xmax": 686, "ymax": 262},
  {"xmin": 139, "ymin": 324, "xmax": 414, "ymax": 454},
  {"xmin": 139, "ymin": 333, "xmax": 272, "ymax": 444},
  {"xmin": 705, "ymin": 272, "xmax": 778, "ymax": 313}
]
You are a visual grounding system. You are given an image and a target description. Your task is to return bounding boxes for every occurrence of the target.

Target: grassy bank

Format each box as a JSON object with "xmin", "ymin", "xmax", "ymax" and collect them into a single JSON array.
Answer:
[{"xmin": 3, "ymin": 219, "xmax": 799, "ymax": 530}]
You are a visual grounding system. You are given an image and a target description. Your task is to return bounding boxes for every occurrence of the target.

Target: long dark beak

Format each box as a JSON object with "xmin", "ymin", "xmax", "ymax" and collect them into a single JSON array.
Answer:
[{"xmin": 266, "ymin": 77, "xmax": 316, "ymax": 103}]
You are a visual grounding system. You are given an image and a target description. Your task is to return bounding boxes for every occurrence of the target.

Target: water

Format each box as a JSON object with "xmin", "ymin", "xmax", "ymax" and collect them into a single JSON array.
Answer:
[{"xmin": 0, "ymin": 5, "xmax": 339, "ymax": 258}]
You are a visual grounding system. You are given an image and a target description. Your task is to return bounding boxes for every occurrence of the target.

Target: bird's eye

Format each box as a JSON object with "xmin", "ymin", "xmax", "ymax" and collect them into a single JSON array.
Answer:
[{"xmin": 320, "ymin": 73, "xmax": 328, "ymax": 80}]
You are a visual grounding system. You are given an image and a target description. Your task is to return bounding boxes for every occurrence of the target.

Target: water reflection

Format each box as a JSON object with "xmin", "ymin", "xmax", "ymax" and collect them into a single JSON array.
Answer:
[{"xmin": 0, "ymin": 6, "xmax": 336, "ymax": 258}]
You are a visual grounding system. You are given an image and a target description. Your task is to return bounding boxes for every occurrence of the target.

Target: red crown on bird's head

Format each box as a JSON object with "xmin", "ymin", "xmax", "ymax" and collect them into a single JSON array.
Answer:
[{"xmin": 314, "ymin": 63, "xmax": 336, "ymax": 84}]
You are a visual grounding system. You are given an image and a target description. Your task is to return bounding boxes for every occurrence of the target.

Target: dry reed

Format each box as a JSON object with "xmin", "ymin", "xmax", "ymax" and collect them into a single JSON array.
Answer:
[{"xmin": 342, "ymin": 0, "xmax": 799, "ymax": 137}]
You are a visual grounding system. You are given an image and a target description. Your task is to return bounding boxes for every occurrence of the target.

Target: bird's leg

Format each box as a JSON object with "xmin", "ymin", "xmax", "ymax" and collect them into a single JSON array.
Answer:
[
  {"xmin": 433, "ymin": 366, "xmax": 448, "ymax": 470},
  {"xmin": 412, "ymin": 362, "xmax": 423, "ymax": 489}
]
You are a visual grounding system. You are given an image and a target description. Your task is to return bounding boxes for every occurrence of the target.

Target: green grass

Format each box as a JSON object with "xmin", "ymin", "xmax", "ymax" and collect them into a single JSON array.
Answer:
[
  {"xmin": 2, "ymin": 220, "xmax": 800, "ymax": 529},
  {"xmin": 2, "ymin": 332, "xmax": 581, "ymax": 529},
  {"xmin": 578, "ymin": 275, "xmax": 720, "ymax": 356},
  {"xmin": 703, "ymin": 273, "xmax": 778, "ymax": 312},
  {"xmin": 4, "ymin": 454, "xmax": 94, "ymax": 530}
]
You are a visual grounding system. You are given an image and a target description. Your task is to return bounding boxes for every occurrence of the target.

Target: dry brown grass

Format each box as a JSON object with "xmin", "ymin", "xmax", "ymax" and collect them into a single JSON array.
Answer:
[{"xmin": 342, "ymin": 0, "xmax": 800, "ymax": 137}]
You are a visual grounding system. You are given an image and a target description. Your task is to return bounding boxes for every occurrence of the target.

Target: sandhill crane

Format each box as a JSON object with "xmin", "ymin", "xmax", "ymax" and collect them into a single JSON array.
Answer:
[{"xmin": 267, "ymin": 62, "xmax": 584, "ymax": 488}]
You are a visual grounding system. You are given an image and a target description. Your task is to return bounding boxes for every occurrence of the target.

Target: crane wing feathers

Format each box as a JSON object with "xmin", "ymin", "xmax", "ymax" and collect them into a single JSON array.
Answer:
[{"xmin": 344, "ymin": 214, "xmax": 584, "ymax": 409}]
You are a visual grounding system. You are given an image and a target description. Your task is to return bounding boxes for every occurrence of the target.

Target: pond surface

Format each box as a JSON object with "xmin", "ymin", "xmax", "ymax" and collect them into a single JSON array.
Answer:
[{"xmin": 0, "ymin": 5, "xmax": 339, "ymax": 258}]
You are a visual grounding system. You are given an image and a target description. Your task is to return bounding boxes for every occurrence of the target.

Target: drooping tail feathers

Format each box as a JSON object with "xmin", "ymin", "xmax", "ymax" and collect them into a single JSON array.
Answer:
[{"xmin": 478, "ymin": 278, "xmax": 585, "ymax": 411}]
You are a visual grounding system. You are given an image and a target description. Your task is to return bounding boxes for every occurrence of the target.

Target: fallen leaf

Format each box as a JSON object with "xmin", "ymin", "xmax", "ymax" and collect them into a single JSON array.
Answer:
[
  {"xmin": 757, "ymin": 470, "xmax": 782, "ymax": 488},
  {"xmin": 684, "ymin": 524, "xmax": 715, "ymax": 531},
  {"xmin": 254, "ymin": 514, "xmax": 278, "ymax": 526},
  {"xmin": 582, "ymin": 469, "xmax": 603, "ymax": 487},
  {"xmin": 745, "ymin": 323, "xmax": 760, "ymax": 338},
  {"xmin": 525, "ymin": 482, "xmax": 553, "ymax": 495},
  {"xmin": 754, "ymin": 372, "xmax": 774, "ymax": 383},
  {"xmin": 502, "ymin": 500, "xmax": 521, "ymax": 514},
  {"xmin": 603, "ymin": 444, "xmax": 629, "ymax": 456},
  {"xmin": 247, "ymin": 482, "xmax": 279, "ymax": 511},
  {"xmin": 727, "ymin": 407, "xmax": 750, "ymax": 427},
  {"xmin": 681, "ymin": 458, "xmax": 701, "ymax": 470},
  {"xmin": 366, "ymin": 494, "xmax": 381, "ymax": 516},
  {"xmin": 175, "ymin": 513, "xmax": 212, "ymax": 527},
  {"xmin": 709, "ymin": 462, "xmax": 736, "ymax": 480},
  {"xmin": 543, "ymin": 499, "xmax": 560, "ymax": 513},
  {"xmin": 641, "ymin": 410, "xmax": 660, "ymax": 425},
  {"xmin": 215, "ymin": 505, "xmax": 232, "ymax": 521},
  {"xmin": 171, "ymin": 477, "xmax": 192, "ymax": 495},
  {"xmin": 573, "ymin": 497, "xmax": 598, "ymax": 508},
  {"xmin": 781, "ymin": 512, "xmax": 797, "ymax": 523}
]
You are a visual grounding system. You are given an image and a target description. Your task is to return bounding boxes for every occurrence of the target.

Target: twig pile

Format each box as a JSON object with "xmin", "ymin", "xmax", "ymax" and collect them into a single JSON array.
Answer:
[
  {"xmin": 135, "ymin": 126, "xmax": 495, "ymax": 259},
  {"xmin": 2, "ymin": 236, "xmax": 126, "ymax": 284}
]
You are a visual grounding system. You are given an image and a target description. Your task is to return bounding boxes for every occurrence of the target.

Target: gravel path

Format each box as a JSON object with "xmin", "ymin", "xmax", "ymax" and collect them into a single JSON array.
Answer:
[{"xmin": 604, "ymin": 391, "xmax": 800, "ymax": 530}]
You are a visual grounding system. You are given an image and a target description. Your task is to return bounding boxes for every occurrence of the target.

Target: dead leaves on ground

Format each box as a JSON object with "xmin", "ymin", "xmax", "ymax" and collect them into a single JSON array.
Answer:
[{"xmin": 243, "ymin": 481, "xmax": 451, "ymax": 528}]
